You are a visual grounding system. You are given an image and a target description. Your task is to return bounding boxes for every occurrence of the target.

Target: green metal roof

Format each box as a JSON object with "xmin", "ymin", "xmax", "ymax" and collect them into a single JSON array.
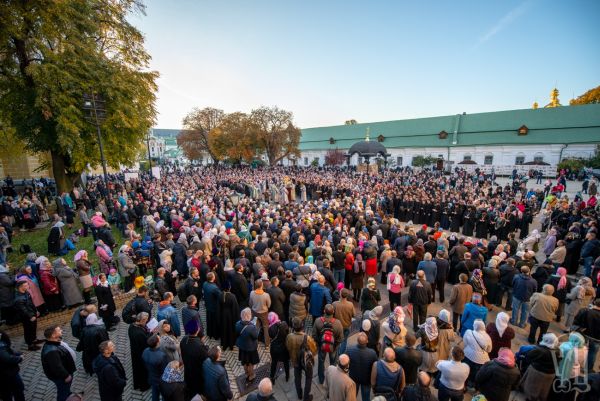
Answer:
[{"xmin": 299, "ymin": 104, "xmax": 600, "ymax": 151}]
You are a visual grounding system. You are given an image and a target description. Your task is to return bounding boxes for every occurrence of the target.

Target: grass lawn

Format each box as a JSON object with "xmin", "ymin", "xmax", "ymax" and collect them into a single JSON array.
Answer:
[{"xmin": 6, "ymin": 216, "xmax": 125, "ymax": 272}]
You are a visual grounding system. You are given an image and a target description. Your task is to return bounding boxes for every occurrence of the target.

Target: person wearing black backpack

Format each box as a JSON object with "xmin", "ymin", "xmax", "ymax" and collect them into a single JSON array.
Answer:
[
  {"xmin": 312, "ymin": 304, "xmax": 343, "ymax": 384},
  {"xmin": 286, "ymin": 317, "xmax": 317, "ymax": 401}
]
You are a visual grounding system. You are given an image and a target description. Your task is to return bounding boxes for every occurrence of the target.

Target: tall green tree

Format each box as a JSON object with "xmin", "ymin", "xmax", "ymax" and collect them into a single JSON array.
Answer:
[
  {"xmin": 250, "ymin": 106, "xmax": 300, "ymax": 166},
  {"xmin": 0, "ymin": 0, "xmax": 157, "ymax": 192}
]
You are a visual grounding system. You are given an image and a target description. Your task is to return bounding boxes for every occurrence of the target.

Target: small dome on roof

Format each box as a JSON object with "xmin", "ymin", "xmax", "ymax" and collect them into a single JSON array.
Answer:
[{"xmin": 347, "ymin": 140, "xmax": 387, "ymax": 156}]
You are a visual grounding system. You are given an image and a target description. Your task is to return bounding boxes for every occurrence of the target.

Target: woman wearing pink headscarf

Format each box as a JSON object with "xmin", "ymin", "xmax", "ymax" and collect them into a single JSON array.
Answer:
[
  {"xmin": 546, "ymin": 266, "xmax": 572, "ymax": 323},
  {"xmin": 475, "ymin": 347, "xmax": 521, "ymax": 401},
  {"xmin": 267, "ymin": 311, "xmax": 290, "ymax": 383}
]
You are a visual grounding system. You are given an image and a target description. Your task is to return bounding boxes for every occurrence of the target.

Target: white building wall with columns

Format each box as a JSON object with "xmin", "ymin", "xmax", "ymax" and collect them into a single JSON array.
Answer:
[{"xmin": 290, "ymin": 143, "xmax": 597, "ymax": 171}]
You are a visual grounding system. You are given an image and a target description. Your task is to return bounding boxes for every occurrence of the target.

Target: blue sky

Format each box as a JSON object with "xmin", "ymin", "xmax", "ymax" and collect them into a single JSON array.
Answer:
[{"xmin": 131, "ymin": 0, "xmax": 600, "ymax": 129}]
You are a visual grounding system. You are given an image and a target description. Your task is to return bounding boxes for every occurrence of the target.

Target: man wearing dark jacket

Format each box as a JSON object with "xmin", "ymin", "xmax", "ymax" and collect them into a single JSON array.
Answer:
[
  {"xmin": 93, "ymin": 340, "xmax": 127, "ymax": 401},
  {"xmin": 202, "ymin": 346, "xmax": 233, "ymax": 401},
  {"xmin": 401, "ymin": 371, "xmax": 437, "ymax": 401},
  {"xmin": 510, "ymin": 266, "xmax": 538, "ymax": 328},
  {"xmin": 574, "ymin": 298, "xmax": 600, "ymax": 372},
  {"xmin": 346, "ymin": 332, "xmax": 378, "ymax": 401},
  {"xmin": 133, "ymin": 286, "xmax": 153, "ymax": 318},
  {"xmin": 394, "ymin": 333, "xmax": 423, "ymax": 385},
  {"xmin": 230, "ymin": 264, "xmax": 249, "ymax": 309},
  {"xmin": 180, "ymin": 319, "xmax": 209, "ymax": 400},
  {"xmin": 581, "ymin": 232, "xmax": 600, "ymax": 277},
  {"xmin": 154, "ymin": 268, "xmax": 169, "ymax": 299},
  {"xmin": 497, "ymin": 258, "xmax": 517, "ymax": 310},
  {"xmin": 408, "ymin": 271, "xmax": 432, "ymax": 330},
  {"xmin": 41, "ymin": 325, "xmax": 77, "ymax": 401},
  {"xmin": 142, "ymin": 334, "xmax": 170, "ymax": 401},
  {"xmin": 14, "ymin": 280, "xmax": 41, "ymax": 350},
  {"xmin": 202, "ymin": 272, "xmax": 222, "ymax": 340},
  {"xmin": 266, "ymin": 276, "xmax": 286, "ymax": 320},
  {"xmin": 434, "ymin": 250, "xmax": 449, "ymax": 302}
]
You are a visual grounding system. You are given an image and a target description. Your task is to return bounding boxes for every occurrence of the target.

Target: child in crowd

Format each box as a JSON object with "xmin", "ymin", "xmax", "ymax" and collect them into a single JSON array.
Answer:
[{"xmin": 107, "ymin": 268, "xmax": 121, "ymax": 293}]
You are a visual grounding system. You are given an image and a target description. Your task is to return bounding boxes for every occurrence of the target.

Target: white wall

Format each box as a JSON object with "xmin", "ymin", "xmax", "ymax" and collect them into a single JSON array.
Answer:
[{"xmin": 298, "ymin": 143, "xmax": 597, "ymax": 168}]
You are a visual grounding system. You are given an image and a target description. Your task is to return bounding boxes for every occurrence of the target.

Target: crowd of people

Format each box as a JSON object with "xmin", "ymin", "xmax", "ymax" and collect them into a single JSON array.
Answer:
[{"xmin": 0, "ymin": 165, "xmax": 600, "ymax": 401}]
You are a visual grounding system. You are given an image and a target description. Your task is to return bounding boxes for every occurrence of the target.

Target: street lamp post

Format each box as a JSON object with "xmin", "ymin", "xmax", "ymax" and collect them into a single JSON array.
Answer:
[
  {"xmin": 83, "ymin": 93, "xmax": 108, "ymax": 183},
  {"xmin": 146, "ymin": 132, "xmax": 153, "ymax": 178},
  {"xmin": 230, "ymin": 193, "xmax": 240, "ymax": 231}
]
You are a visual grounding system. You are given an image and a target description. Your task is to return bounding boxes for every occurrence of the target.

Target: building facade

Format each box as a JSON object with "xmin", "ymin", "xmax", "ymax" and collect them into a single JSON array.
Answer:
[{"xmin": 290, "ymin": 103, "xmax": 600, "ymax": 174}]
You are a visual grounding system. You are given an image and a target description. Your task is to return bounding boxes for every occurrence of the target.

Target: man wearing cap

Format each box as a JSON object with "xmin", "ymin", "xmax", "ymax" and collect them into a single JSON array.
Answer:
[{"xmin": 510, "ymin": 266, "xmax": 537, "ymax": 328}]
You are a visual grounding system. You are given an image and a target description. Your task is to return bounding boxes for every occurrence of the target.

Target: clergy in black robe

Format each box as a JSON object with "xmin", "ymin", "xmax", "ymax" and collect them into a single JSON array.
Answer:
[
  {"xmin": 219, "ymin": 284, "xmax": 240, "ymax": 351},
  {"xmin": 128, "ymin": 317, "xmax": 151, "ymax": 391},
  {"xmin": 462, "ymin": 209, "xmax": 474, "ymax": 236},
  {"xmin": 475, "ymin": 212, "xmax": 489, "ymax": 239},
  {"xmin": 180, "ymin": 320, "xmax": 209, "ymax": 400},
  {"xmin": 449, "ymin": 206, "xmax": 462, "ymax": 233},
  {"xmin": 78, "ymin": 315, "xmax": 109, "ymax": 375},
  {"xmin": 47, "ymin": 223, "xmax": 63, "ymax": 255},
  {"xmin": 95, "ymin": 278, "xmax": 118, "ymax": 329}
]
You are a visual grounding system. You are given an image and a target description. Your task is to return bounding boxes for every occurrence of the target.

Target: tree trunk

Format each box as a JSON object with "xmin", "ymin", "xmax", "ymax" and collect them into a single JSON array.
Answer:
[{"xmin": 51, "ymin": 150, "xmax": 73, "ymax": 194}]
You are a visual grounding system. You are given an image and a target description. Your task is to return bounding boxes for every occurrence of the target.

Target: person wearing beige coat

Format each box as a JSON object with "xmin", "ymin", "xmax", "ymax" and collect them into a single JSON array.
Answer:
[
  {"xmin": 448, "ymin": 273, "xmax": 473, "ymax": 332},
  {"xmin": 549, "ymin": 241, "xmax": 567, "ymax": 266},
  {"xmin": 528, "ymin": 284, "xmax": 559, "ymax": 344},
  {"xmin": 324, "ymin": 354, "xmax": 357, "ymax": 401}
]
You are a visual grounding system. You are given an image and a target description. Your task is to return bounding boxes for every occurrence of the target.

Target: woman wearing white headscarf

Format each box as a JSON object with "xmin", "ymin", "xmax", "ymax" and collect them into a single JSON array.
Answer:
[
  {"xmin": 415, "ymin": 316, "xmax": 439, "ymax": 374},
  {"xmin": 486, "ymin": 311, "xmax": 515, "ymax": 359},
  {"xmin": 436, "ymin": 309, "xmax": 456, "ymax": 362},
  {"xmin": 519, "ymin": 333, "xmax": 561, "ymax": 401},
  {"xmin": 463, "ymin": 319, "xmax": 492, "ymax": 387}
]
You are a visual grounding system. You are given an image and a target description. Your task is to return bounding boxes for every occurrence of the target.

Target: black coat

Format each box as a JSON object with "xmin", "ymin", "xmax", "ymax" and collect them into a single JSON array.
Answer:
[
  {"xmin": 346, "ymin": 344, "xmax": 378, "ymax": 385},
  {"xmin": 230, "ymin": 272, "xmax": 249, "ymax": 309},
  {"xmin": 128, "ymin": 324, "xmax": 150, "ymax": 391},
  {"xmin": 180, "ymin": 335, "xmax": 208, "ymax": 398},
  {"xmin": 41, "ymin": 340, "xmax": 77, "ymax": 381},
  {"xmin": 395, "ymin": 346, "xmax": 423, "ymax": 385},
  {"xmin": 95, "ymin": 284, "xmax": 116, "ymax": 316},
  {"xmin": 47, "ymin": 226, "xmax": 62, "ymax": 255},
  {"xmin": 219, "ymin": 291, "xmax": 240, "ymax": 351},
  {"xmin": 0, "ymin": 340, "xmax": 22, "ymax": 379},
  {"xmin": 475, "ymin": 360, "xmax": 520, "ymax": 401},
  {"xmin": 266, "ymin": 286, "xmax": 286, "ymax": 320},
  {"xmin": 13, "ymin": 291, "xmax": 36, "ymax": 320},
  {"xmin": 172, "ymin": 243, "xmax": 188, "ymax": 276},
  {"xmin": 79, "ymin": 324, "xmax": 109, "ymax": 374},
  {"xmin": 93, "ymin": 354, "xmax": 127, "ymax": 401},
  {"xmin": 0, "ymin": 271, "xmax": 14, "ymax": 308}
]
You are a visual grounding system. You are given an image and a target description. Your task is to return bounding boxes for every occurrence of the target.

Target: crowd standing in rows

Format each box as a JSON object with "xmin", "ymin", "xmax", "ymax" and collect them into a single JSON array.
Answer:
[{"xmin": 0, "ymin": 166, "xmax": 600, "ymax": 401}]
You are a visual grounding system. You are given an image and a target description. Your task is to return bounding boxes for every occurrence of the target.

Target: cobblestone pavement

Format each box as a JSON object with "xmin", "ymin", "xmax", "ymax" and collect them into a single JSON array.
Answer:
[
  {"xmin": 6, "ymin": 177, "xmax": 593, "ymax": 401},
  {"xmin": 11, "ymin": 279, "xmax": 575, "ymax": 401}
]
